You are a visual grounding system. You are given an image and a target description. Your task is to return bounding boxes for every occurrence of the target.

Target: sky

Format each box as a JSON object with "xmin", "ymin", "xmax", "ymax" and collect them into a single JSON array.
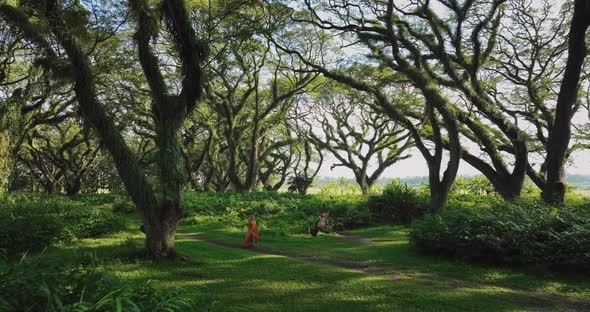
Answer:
[
  {"xmin": 318, "ymin": 148, "xmax": 590, "ymax": 179},
  {"xmin": 301, "ymin": 0, "xmax": 589, "ymax": 179}
]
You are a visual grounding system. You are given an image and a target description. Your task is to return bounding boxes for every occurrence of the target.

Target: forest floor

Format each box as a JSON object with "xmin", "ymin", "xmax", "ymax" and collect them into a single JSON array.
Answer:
[{"xmin": 29, "ymin": 217, "xmax": 590, "ymax": 312}]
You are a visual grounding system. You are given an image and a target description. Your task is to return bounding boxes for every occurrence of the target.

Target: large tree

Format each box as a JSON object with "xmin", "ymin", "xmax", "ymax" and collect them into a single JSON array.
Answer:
[
  {"xmin": 542, "ymin": 0, "xmax": 590, "ymax": 203},
  {"xmin": 271, "ymin": 1, "xmax": 463, "ymax": 211},
  {"xmin": 197, "ymin": 1, "xmax": 316, "ymax": 192},
  {"xmin": 487, "ymin": 0, "xmax": 590, "ymax": 203},
  {"xmin": 304, "ymin": 84, "xmax": 413, "ymax": 194},
  {"xmin": 1, "ymin": 0, "xmax": 205, "ymax": 258}
]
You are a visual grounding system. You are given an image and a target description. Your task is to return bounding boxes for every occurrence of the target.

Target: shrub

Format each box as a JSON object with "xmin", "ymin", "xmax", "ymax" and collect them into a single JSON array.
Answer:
[
  {"xmin": 181, "ymin": 191, "xmax": 370, "ymax": 233},
  {"xmin": 319, "ymin": 180, "xmax": 362, "ymax": 195},
  {"xmin": 369, "ymin": 181, "xmax": 427, "ymax": 224},
  {"xmin": 410, "ymin": 199, "xmax": 590, "ymax": 272},
  {"xmin": 1, "ymin": 214, "xmax": 70, "ymax": 252},
  {"xmin": 69, "ymin": 193, "xmax": 118, "ymax": 206},
  {"xmin": 0, "ymin": 257, "xmax": 201, "ymax": 311},
  {"xmin": 112, "ymin": 197, "xmax": 136, "ymax": 214},
  {"xmin": 0, "ymin": 195, "xmax": 125, "ymax": 254},
  {"xmin": 319, "ymin": 195, "xmax": 371, "ymax": 230}
]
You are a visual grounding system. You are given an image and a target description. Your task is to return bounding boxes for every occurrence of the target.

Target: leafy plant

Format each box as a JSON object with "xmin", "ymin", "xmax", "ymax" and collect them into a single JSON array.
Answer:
[
  {"xmin": 0, "ymin": 193, "xmax": 125, "ymax": 254},
  {"xmin": 181, "ymin": 191, "xmax": 370, "ymax": 233},
  {"xmin": 410, "ymin": 199, "xmax": 590, "ymax": 272},
  {"xmin": 0, "ymin": 256, "xmax": 201, "ymax": 311},
  {"xmin": 112, "ymin": 197, "xmax": 136, "ymax": 214},
  {"xmin": 369, "ymin": 181, "xmax": 427, "ymax": 224}
]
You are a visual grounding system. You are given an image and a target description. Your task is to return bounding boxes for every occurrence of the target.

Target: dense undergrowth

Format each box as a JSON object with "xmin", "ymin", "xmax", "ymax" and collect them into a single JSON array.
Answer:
[
  {"xmin": 1, "ymin": 184, "xmax": 589, "ymax": 311},
  {"xmin": 0, "ymin": 191, "xmax": 204, "ymax": 311},
  {"xmin": 410, "ymin": 198, "xmax": 590, "ymax": 272},
  {"xmin": 3, "ymin": 183, "xmax": 589, "ymax": 274},
  {"xmin": 0, "ymin": 193, "xmax": 125, "ymax": 254},
  {"xmin": 181, "ymin": 191, "xmax": 371, "ymax": 234},
  {"xmin": 0, "ymin": 242, "xmax": 202, "ymax": 311}
]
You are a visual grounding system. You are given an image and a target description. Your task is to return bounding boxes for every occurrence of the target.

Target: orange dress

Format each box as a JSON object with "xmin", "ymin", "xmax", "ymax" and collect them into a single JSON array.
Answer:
[{"xmin": 242, "ymin": 218, "xmax": 259, "ymax": 248}]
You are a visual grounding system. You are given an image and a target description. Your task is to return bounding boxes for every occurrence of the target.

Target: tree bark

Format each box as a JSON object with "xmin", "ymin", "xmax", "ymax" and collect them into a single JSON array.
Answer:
[
  {"xmin": 543, "ymin": 0, "xmax": 590, "ymax": 204},
  {"xmin": 356, "ymin": 175, "xmax": 372, "ymax": 195},
  {"xmin": 130, "ymin": 0, "xmax": 203, "ymax": 257},
  {"xmin": 458, "ymin": 148, "xmax": 524, "ymax": 201},
  {"xmin": 66, "ymin": 178, "xmax": 81, "ymax": 196},
  {"xmin": 429, "ymin": 180, "xmax": 449, "ymax": 213},
  {"xmin": 44, "ymin": 181, "xmax": 57, "ymax": 194},
  {"xmin": 0, "ymin": 132, "xmax": 9, "ymax": 196}
]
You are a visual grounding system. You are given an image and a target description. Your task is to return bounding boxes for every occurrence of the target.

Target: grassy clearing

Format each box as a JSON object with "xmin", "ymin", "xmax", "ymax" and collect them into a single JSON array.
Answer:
[
  {"xmin": 20, "ymin": 218, "xmax": 589, "ymax": 311},
  {"xmin": 21, "ymin": 224, "xmax": 584, "ymax": 312},
  {"xmin": 180, "ymin": 219, "xmax": 590, "ymax": 302},
  {"xmin": 4, "ymin": 192, "xmax": 590, "ymax": 311}
]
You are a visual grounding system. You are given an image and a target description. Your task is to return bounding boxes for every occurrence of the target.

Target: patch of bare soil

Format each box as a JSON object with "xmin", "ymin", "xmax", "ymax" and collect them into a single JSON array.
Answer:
[{"xmin": 337, "ymin": 234, "xmax": 372, "ymax": 243}]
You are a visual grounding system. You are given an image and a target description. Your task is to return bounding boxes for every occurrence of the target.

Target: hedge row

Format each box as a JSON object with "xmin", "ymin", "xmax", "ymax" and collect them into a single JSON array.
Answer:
[
  {"xmin": 0, "ymin": 194, "xmax": 125, "ymax": 254},
  {"xmin": 182, "ymin": 191, "xmax": 371, "ymax": 232},
  {"xmin": 410, "ymin": 200, "xmax": 590, "ymax": 272}
]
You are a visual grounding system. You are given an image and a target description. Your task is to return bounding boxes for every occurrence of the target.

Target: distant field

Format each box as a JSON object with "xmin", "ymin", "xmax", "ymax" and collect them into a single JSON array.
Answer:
[
  {"xmin": 572, "ymin": 184, "xmax": 590, "ymax": 198},
  {"xmin": 575, "ymin": 189, "xmax": 590, "ymax": 198}
]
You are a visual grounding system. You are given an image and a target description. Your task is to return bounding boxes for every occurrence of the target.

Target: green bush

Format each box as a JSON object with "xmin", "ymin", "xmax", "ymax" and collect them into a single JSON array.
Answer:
[
  {"xmin": 369, "ymin": 181, "xmax": 427, "ymax": 224},
  {"xmin": 1, "ymin": 214, "xmax": 70, "ymax": 252},
  {"xmin": 112, "ymin": 197, "xmax": 136, "ymax": 214},
  {"xmin": 0, "ymin": 194, "xmax": 125, "ymax": 254},
  {"xmin": 182, "ymin": 192, "xmax": 370, "ymax": 233},
  {"xmin": 410, "ymin": 199, "xmax": 590, "ymax": 272},
  {"xmin": 317, "ymin": 195, "xmax": 371, "ymax": 230},
  {"xmin": 69, "ymin": 193, "xmax": 118, "ymax": 206},
  {"xmin": 0, "ymin": 257, "xmax": 201, "ymax": 311}
]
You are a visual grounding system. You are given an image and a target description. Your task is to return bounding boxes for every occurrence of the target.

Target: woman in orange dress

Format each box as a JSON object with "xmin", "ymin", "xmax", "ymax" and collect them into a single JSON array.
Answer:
[{"xmin": 242, "ymin": 214, "xmax": 259, "ymax": 248}]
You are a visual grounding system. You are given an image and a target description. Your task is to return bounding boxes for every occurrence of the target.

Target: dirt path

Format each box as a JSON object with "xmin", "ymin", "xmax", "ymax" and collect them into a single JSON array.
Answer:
[
  {"xmin": 178, "ymin": 232, "xmax": 590, "ymax": 311},
  {"xmin": 336, "ymin": 234, "xmax": 372, "ymax": 243}
]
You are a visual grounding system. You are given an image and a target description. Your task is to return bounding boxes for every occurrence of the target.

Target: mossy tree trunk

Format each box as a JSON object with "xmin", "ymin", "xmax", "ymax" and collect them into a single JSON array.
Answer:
[
  {"xmin": 0, "ymin": 1, "xmax": 203, "ymax": 258},
  {"xmin": 0, "ymin": 132, "xmax": 9, "ymax": 197},
  {"xmin": 131, "ymin": 0, "xmax": 203, "ymax": 257}
]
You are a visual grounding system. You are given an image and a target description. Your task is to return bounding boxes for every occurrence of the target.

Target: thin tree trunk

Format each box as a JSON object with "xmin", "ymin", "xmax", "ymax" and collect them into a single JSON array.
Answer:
[
  {"xmin": 543, "ymin": 0, "xmax": 590, "ymax": 204},
  {"xmin": 227, "ymin": 136, "xmax": 243, "ymax": 190},
  {"xmin": 0, "ymin": 132, "xmax": 8, "ymax": 196},
  {"xmin": 245, "ymin": 139, "xmax": 259, "ymax": 192},
  {"xmin": 44, "ymin": 181, "xmax": 57, "ymax": 194}
]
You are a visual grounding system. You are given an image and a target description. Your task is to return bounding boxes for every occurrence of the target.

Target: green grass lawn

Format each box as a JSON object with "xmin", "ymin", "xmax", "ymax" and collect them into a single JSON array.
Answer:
[
  {"xmin": 20, "ymin": 216, "xmax": 589, "ymax": 312},
  {"xmin": 180, "ymin": 220, "xmax": 590, "ymax": 301}
]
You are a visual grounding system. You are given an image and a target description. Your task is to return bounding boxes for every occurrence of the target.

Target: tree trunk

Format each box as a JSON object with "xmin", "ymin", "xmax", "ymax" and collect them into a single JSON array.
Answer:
[
  {"xmin": 44, "ymin": 181, "xmax": 57, "ymax": 194},
  {"xmin": 429, "ymin": 181, "xmax": 449, "ymax": 213},
  {"xmin": 495, "ymin": 179, "xmax": 522, "ymax": 201},
  {"xmin": 0, "ymin": 132, "xmax": 8, "ymax": 197},
  {"xmin": 227, "ymin": 137, "xmax": 243, "ymax": 190},
  {"xmin": 461, "ymin": 153, "xmax": 524, "ymax": 201},
  {"xmin": 66, "ymin": 178, "xmax": 81, "ymax": 196},
  {"xmin": 244, "ymin": 140, "xmax": 259, "ymax": 192},
  {"xmin": 358, "ymin": 179, "xmax": 371, "ymax": 195},
  {"xmin": 543, "ymin": 0, "xmax": 590, "ymax": 204},
  {"xmin": 143, "ymin": 203, "xmax": 182, "ymax": 258},
  {"xmin": 149, "ymin": 117, "xmax": 185, "ymax": 258}
]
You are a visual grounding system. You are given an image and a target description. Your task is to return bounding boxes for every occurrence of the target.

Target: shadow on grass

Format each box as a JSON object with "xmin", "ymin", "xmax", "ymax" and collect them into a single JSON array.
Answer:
[
  {"xmin": 93, "ymin": 237, "xmax": 565, "ymax": 312},
  {"xmin": 21, "ymin": 226, "xmax": 587, "ymax": 312},
  {"xmin": 180, "ymin": 223, "xmax": 590, "ymax": 303}
]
